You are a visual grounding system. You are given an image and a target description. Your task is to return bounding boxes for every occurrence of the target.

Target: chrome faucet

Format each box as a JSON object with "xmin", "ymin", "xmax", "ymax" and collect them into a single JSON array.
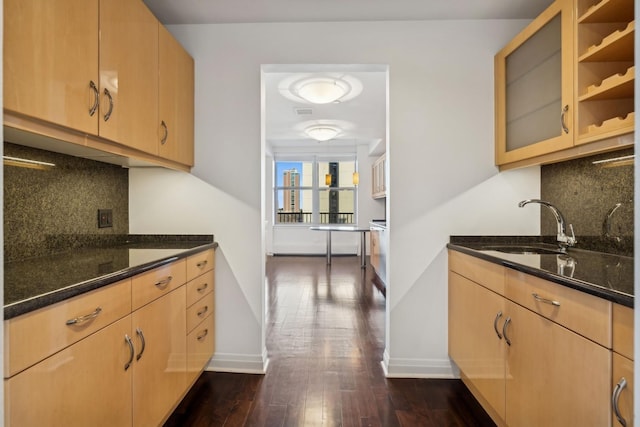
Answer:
[
  {"xmin": 518, "ymin": 199, "xmax": 576, "ymax": 250},
  {"xmin": 602, "ymin": 203, "xmax": 622, "ymax": 242}
]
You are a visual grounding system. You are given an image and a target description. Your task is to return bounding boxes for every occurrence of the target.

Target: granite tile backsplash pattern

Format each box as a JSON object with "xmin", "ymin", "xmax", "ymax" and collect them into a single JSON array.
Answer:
[
  {"xmin": 540, "ymin": 147, "xmax": 633, "ymax": 256},
  {"xmin": 4, "ymin": 143, "xmax": 129, "ymax": 261}
]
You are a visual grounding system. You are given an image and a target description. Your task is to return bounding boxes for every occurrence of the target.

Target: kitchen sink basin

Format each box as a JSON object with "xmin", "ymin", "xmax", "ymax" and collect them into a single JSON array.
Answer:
[{"xmin": 479, "ymin": 245, "xmax": 566, "ymax": 255}]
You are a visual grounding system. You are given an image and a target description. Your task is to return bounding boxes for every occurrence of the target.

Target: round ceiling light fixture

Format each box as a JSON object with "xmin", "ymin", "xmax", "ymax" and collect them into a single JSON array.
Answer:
[
  {"xmin": 305, "ymin": 125, "xmax": 341, "ymax": 141},
  {"xmin": 293, "ymin": 78, "xmax": 352, "ymax": 104}
]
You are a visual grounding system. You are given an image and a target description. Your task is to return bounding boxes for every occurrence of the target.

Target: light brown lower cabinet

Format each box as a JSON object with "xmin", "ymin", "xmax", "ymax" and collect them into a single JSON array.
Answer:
[
  {"xmin": 4, "ymin": 249, "xmax": 216, "ymax": 426},
  {"xmin": 612, "ymin": 352, "xmax": 634, "ymax": 426},
  {"xmin": 132, "ymin": 286, "xmax": 187, "ymax": 427},
  {"xmin": 449, "ymin": 271, "xmax": 506, "ymax": 422},
  {"xmin": 4, "ymin": 316, "xmax": 133, "ymax": 426},
  {"xmin": 612, "ymin": 303, "xmax": 634, "ymax": 426},
  {"xmin": 449, "ymin": 250, "xmax": 615, "ymax": 426},
  {"xmin": 503, "ymin": 298, "xmax": 610, "ymax": 426}
]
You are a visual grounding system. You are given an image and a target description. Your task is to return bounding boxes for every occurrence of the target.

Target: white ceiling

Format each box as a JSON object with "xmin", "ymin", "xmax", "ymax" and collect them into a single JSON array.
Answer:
[
  {"xmin": 143, "ymin": 0, "xmax": 553, "ymax": 155},
  {"xmin": 142, "ymin": 0, "xmax": 553, "ymax": 25}
]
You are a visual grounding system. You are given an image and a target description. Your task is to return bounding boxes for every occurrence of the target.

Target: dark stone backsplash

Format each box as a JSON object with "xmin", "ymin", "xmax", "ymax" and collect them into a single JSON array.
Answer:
[
  {"xmin": 540, "ymin": 147, "xmax": 634, "ymax": 256},
  {"xmin": 4, "ymin": 143, "xmax": 129, "ymax": 261}
]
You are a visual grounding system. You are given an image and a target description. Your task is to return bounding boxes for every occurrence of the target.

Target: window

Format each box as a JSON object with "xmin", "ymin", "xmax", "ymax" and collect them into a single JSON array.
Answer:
[{"xmin": 274, "ymin": 156, "xmax": 357, "ymax": 225}]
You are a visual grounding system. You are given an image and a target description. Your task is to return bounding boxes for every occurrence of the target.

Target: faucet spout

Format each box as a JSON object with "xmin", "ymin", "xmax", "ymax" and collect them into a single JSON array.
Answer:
[{"xmin": 518, "ymin": 199, "xmax": 576, "ymax": 249}]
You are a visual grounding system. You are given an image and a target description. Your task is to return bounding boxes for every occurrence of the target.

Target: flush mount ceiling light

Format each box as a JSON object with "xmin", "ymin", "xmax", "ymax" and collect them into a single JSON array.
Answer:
[
  {"xmin": 293, "ymin": 77, "xmax": 351, "ymax": 104},
  {"xmin": 305, "ymin": 125, "xmax": 341, "ymax": 141}
]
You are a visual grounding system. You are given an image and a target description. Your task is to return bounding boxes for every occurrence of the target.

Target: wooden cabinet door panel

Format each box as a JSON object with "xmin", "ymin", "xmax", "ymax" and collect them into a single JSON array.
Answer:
[
  {"xmin": 495, "ymin": 0, "xmax": 574, "ymax": 165},
  {"xmin": 132, "ymin": 287, "xmax": 186, "ymax": 427},
  {"xmin": 505, "ymin": 300, "xmax": 611, "ymax": 426},
  {"xmin": 5, "ymin": 316, "xmax": 132, "ymax": 427},
  {"xmin": 159, "ymin": 25, "xmax": 195, "ymax": 166},
  {"xmin": 99, "ymin": 0, "xmax": 158, "ymax": 154},
  {"xmin": 4, "ymin": 0, "xmax": 99, "ymax": 134},
  {"xmin": 612, "ymin": 352, "xmax": 634, "ymax": 427},
  {"xmin": 449, "ymin": 271, "xmax": 506, "ymax": 421}
]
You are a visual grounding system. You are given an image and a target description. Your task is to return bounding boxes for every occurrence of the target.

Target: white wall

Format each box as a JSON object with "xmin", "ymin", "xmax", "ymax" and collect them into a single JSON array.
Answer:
[{"xmin": 129, "ymin": 19, "xmax": 541, "ymax": 376}]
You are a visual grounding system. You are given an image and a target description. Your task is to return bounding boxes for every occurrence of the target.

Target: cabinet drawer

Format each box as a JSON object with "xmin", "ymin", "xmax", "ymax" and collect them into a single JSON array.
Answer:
[
  {"xmin": 505, "ymin": 269, "xmax": 611, "ymax": 347},
  {"xmin": 613, "ymin": 303, "xmax": 634, "ymax": 360},
  {"xmin": 186, "ymin": 249, "xmax": 214, "ymax": 281},
  {"xmin": 186, "ymin": 270, "xmax": 214, "ymax": 308},
  {"xmin": 132, "ymin": 259, "xmax": 186, "ymax": 310},
  {"xmin": 187, "ymin": 291, "xmax": 215, "ymax": 333},
  {"xmin": 4, "ymin": 279, "xmax": 131, "ymax": 378},
  {"xmin": 448, "ymin": 250, "xmax": 505, "ymax": 295},
  {"xmin": 187, "ymin": 313, "xmax": 214, "ymax": 380}
]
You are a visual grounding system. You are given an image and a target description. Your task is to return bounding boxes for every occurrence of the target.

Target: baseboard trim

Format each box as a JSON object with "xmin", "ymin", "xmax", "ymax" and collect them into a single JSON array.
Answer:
[
  {"xmin": 205, "ymin": 350, "xmax": 269, "ymax": 374},
  {"xmin": 381, "ymin": 349, "xmax": 456, "ymax": 378}
]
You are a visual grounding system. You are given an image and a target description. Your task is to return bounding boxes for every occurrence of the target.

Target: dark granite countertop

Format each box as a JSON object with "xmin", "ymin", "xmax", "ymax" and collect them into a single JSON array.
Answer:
[
  {"xmin": 4, "ymin": 235, "xmax": 218, "ymax": 319},
  {"xmin": 448, "ymin": 236, "xmax": 633, "ymax": 308}
]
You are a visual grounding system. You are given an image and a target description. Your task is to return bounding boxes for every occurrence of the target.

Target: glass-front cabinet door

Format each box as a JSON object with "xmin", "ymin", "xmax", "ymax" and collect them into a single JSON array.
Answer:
[{"xmin": 495, "ymin": 0, "xmax": 574, "ymax": 166}]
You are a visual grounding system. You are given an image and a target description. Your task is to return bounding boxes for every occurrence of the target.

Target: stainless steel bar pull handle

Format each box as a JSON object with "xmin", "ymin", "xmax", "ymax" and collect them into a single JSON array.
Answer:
[
  {"xmin": 493, "ymin": 311, "xmax": 503, "ymax": 339},
  {"xmin": 197, "ymin": 283, "xmax": 209, "ymax": 293},
  {"xmin": 197, "ymin": 329, "xmax": 208, "ymax": 341},
  {"xmin": 66, "ymin": 307, "xmax": 102, "ymax": 325},
  {"xmin": 155, "ymin": 276, "xmax": 173, "ymax": 288},
  {"xmin": 197, "ymin": 306, "xmax": 209, "ymax": 317},
  {"xmin": 124, "ymin": 334, "xmax": 134, "ymax": 371},
  {"xmin": 103, "ymin": 88, "xmax": 114, "ymax": 121},
  {"xmin": 196, "ymin": 260, "xmax": 208, "ymax": 268},
  {"xmin": 502, "ymin": 317, "xmax": 512, "ymax": 346},
  {"xmin": 160, "ymin": 120, "xmax": 168, "ymax": 145},
  {"xmin": 612, "ymin": 377, "xmax": 628, "ymax": 426},
  {"xmin": 561, "ymin": 104, "xmax": 569, "ymax": 134},
  {"xmin": 135, "ymin": 328, "xmax": 146, "ymax": 361},
  {"xmin": 89, "ymin": 81, "xmax": 99, "ymax": 116},
  {"xmin": 532, "ymin": 293, "xmax": 560, "ymax": 307}
]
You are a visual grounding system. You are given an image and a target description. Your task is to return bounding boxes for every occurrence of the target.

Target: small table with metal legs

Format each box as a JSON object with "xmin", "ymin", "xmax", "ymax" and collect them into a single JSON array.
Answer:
[{"xmin": 309, "ymin": 225, "xmax": 370, "ymax": 268}]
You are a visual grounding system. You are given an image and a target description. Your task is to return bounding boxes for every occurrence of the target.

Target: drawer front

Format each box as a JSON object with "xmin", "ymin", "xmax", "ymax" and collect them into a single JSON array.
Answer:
[
  {"xmin": 505, "ymin": 269, "xmax": 611, "ymax": 347},
  {"xmin": 131, "ymin": 259, "xmax": 186, "ymax": 310},
  {"xmin": 186, "ymin": 249, "xmax": 215, "ymax": 282},
  {"xmin": 5, "ymin": 279, "xmax": 131, "ymax": 378},
  {"xmin": 613, "ymin": 303, "xmax": 634, "ymax": 360},
  {"xmin": 187, "ymin": 313, "xmax": 214, "ymax": 383},
  {"xmin": 187, "ymin": 291, "xmax": 215, "ymax": 333},
  {"xmin": 186, "ymin": 270, "xmax": 214, "ymax": 307},
  {"xmin": 448, "ymin": 250, "xmax": 505, "ymax": 295}
]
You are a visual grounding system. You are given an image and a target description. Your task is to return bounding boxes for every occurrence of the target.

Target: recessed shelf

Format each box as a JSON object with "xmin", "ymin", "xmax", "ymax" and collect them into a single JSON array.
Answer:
[
  {"xmin": 579, "ymin": 66, "xmax": 635, "ymax": 101},
  {"xmin": 579, "ymin": 21, "xmax": 634, "ymax": 62},
  {"xmin": 578, "ymin": 0, "xmax": 634, "ymax": 23}
]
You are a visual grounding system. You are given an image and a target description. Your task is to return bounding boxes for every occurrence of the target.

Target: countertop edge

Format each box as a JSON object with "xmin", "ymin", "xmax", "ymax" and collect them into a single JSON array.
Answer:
[
  {"xmin": 447, "ymin": 243, "xmax": 633, "ymax": 308},
  {"xmin": 4, "ymin": 242, "xmax": 218, "ymax": 320}
]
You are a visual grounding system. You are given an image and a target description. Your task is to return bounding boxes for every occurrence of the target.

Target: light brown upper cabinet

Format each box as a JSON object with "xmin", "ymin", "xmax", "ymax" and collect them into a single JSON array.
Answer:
[
  {"xmin": 495, "ymin": 0, "xmax": 575, "ymax": 166},
  {"xmin": 371, "ymin": 153, "xmax": 386, "ymax": 199},
  {"xmin": 4, "ymin": 0, "xmax": 195, "ymax": 171},
  {"xmin": 99, "ymin": 0, "xmax": 159, "ymax": 156},
  {"xmin": 495, "ymin": 0, "xmax": 634, "ymax": 170},
  {"xmin": 159, "ymin": 25, "xmax": 195, "ymax": 167},
  {"xmin": 4, "ymin": 0, "xmax": 100, "ymax": 135},
  {"xmin": 576, "ymin": 0, "xmax": 635, "ymax": 145}
]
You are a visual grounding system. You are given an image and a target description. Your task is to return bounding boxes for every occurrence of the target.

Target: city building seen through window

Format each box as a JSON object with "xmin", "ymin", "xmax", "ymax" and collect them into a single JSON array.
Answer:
[{"xmin": 274, "ymin": 157, "xmax": 357, "ymax": 225}]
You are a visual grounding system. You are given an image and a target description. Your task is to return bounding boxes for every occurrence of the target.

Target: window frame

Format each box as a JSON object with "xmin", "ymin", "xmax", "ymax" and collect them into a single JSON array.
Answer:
[{"xmin": 273, "ymin": 154, "xmax": 358, "ymax": 226}]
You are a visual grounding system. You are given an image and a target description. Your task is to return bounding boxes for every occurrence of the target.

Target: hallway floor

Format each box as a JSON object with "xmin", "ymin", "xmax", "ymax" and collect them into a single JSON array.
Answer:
[{"xmin": 165, "ymin": 255, "xmax": 495, "ymax": 426}]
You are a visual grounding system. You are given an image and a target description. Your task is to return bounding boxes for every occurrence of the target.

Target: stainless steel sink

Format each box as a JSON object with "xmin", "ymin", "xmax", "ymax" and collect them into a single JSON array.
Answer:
[{"xmin": 479, "ymin": 245, "xmax": 566, "ymax": 255}]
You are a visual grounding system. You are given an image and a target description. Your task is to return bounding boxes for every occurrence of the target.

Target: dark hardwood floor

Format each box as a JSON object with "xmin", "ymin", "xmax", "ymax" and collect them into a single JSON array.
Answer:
[{"xmin": 165, "ymin": 256, "xmax": 495, "ymax": 427}]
